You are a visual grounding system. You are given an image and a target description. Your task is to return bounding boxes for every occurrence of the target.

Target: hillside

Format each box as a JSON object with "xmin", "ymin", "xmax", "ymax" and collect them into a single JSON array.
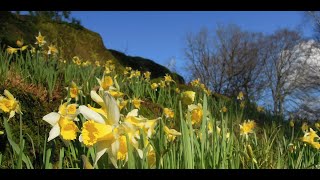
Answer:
[{"xmin": 0, "ymin": 11, "xmax": 184, "ymax": 83}]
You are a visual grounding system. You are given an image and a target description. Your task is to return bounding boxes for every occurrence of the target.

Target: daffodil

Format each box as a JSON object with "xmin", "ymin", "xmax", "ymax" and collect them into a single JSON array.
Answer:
[
  {"xmin": 175, "ymin": 88, "xmax": 180, "ymax": 93},
  {"xmin": 151, "ymin": 83, "xmax": 158, "ymax": 90},
  {"xmin": 288, "ymin": 143, "xmax": 296, "ymax": 153},
  {"xmin": 301, "ymin": 128, "xmax": 320, "ymax": 149},
  {"xmin": 132, "ymin": 98, "xmax": 143, "ymax": 109},
  {"xmin": 35, "ymin": 32, "xmax": 46, "ymax": 47},
  {"xmin": 163, "ymin": 125, "xmax": 181, "ymax": 142},
  {"xmin": 301, "ymin": 122, "xmax": 308, "ymax": 132},
  {"xmin": 47, "ymin": 44, "xmax": 58, "ymax": 55},
  {"xmin": 188, "ymin": 104, "xmax": 203, "ymax": 126},
  {"xmin": 0, "ymin": 90, "xmax": 22, "ymax": 119},
  {"xmin": 239, "ymin": 120, "xmax": 256, "ymax": 138},
  {"xmin": 16, "ymin": 39, "xmax": 24, "ymax": 47},
  {"xmin": 97, "ymin": 76, "xmax": 114, "ymax": 91},
  {"xmin": 43, "ymin": 102, "xmax": 79, "ymax": 142},
  {"xmin": 164, "ymin": 108, "xmax": 174, "ymax": 119},
  {"xmin": 257, "ymin": 106, "xmax": 264, "ymax": 112},
  {"xmin": 289, "ymin": 119, "xmax": 295, "ymax": 128},
  {"xmin": 20, "ymin": 45, "xmax": 28, "ymax": 51},
  {"xmin": 6, "ymin": 46, "xmax": 18, "ymax": 54},
  {"xmin": 124, "ymin": 109, "xmax": 158, "ymax": 138},
  {"xmin": 144, "ymin": 71, "xmax": 151, "ymax": 80},
  {"xmin": 190, "ymin": 78, "xmax": 200, "ymax": 87},
  {"xmin": 164, "ymin": 74, "xmax": 174, "ymax": 85},
  {"xmin": 181, "ymin": 91, "xmax": 195, "ymax": 105},
  {"xmin": 159, "ymin": 80, "xmax": 166, "ymax": 88},
  {"xmin": 119, "ymin": 100, "xmax": 128, "ymax": 111},
  {"xmin": 147, "ymin": 146, "xmax": 156, "ymax": 169},
  {"xmin": 220, "ymin": 106, "xmax": 227, "ymax": 113},
  {"xmin": 79, "ymin": 92, "xmax": 120, "ymax": 166},
  {"xmin": 237, "ymin": 91, "xmax": 244, "ymax": 101},
  {"xmin": 95, "ymin": 61, "xmax": 100, "ymax": 67},
  {"xmin": 66, "ymin": 81, "xmax": 82, "ymax": 101}
]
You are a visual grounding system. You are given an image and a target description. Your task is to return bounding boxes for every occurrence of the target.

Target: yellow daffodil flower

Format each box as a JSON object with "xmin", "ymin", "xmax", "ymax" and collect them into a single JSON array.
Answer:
[
  {"xmin": 181, "ymin": 91, "xmax": 195, "ymax": 105},
  {"xmin": 164, "ymin": 108, "xmax": 174, "ymax": 119},
  {"xmin": 6, "ymin": 46, "xmax": 18, "ymax": 54},
  {"xmin": 0, "ymin": 90, "xmax": 22, "ymax": 119},
  {"xmin": 239, "ymin": 120, "xmax": 256, "ymax": 138},
  {"xmin": 151, "ymin": 83, "xmax": 158, "ymax": 90},
  {"xmin": 47, "ymin": 44, "xmax": 58, "ymax": 55},
  {"xmin": 163, "ymin": 125, "xmax": 181, "ymax": 142},
  {"xmin": 35, "ymin": 32, "xmax": 46, "ymax": 47},
  {"xmin": 43, "ymin": 102, "xmax": 79, "ymax": 142},
  {"xmin": 132, "ymin": 98, "xmax": 143, "ymax": 109},
  {"xmin": 188, "ymin": 104, "xmax": 203, "ymax": 126}
]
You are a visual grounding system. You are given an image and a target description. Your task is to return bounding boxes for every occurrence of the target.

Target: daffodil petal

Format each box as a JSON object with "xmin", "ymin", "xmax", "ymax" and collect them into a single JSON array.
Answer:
[
  {"xmin": 9, "ymin": 111, "xmax": 15, "ymax": 119},
  {"xmin": 4, "ymin": 90, "xmax": 14, "ymax": 100},
  {"xmin": 126, "ymin": 109, "xmax": 138, "ymax": 118},
  {"xmin": 79, "ymin": 105, "xmax": 105, "ymax": 124},
  {"xmin": 79, "ymin": 134, "xmax": 83, "ymax": 142},
  {"xmin": 43, "ymin": 112, "xmax": 60, "ymax": 126},
  {"xmin": 90, "ymin": 90, "xmax": 104, "ymax": 107},
  {"xmin": 136, "ymin": 148, "xmax": 143, "ymax": 159},
  {"xmin": 48, "ymin": 124, "xmax": 60, "ymax": 142},
  {"xmin": 104, "ymin": 92, "xmax": 120, "ymax": 124},
  {"xmin": 94, "ymin": 141, "xmax": 108, "ymax": 166}
]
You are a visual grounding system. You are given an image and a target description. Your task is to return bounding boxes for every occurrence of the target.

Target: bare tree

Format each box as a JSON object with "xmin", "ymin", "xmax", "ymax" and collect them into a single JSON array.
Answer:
[
  {"xmin": 260, "ymin": 29, "xmax": 317, "ymax": 117},
  {"xmin": 184, "ymin": 24, "xmax": 266, "ymax": 102}
]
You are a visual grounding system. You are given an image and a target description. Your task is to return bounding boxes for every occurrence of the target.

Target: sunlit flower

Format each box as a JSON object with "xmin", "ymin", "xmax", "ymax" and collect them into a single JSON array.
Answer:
[
  {"xmin": 97, "ymin": 76, "xmax": 113, "ymax": 91},
  {"xmin": 289, "ymin": 119, "xmax": 295, "ymax": 128},
  {"xmin": 95, "ymin": 61, "xmax": 100, "ymax": 67},
  {"xmin": 144, "ymin": 71, "xmax": 151, "ymax": 80},
  {"xmin": 220, "ymin": 106, "xmax": 227, "ymax": 113},
  {"xmin": 132, "ymin": 98, "xmax": 143, "ymax": 109},
  {"xmin": 6, "ymin": 46, "xmax": 18, "ymax": 54},
  {"xmin": 20, "ymin": 45, "xmax": 28, "ymax": 51},
  {"xmin": 301, "ymin": 128, "xmax": 320, "ymax": 149},
  {"xmin": 301, "ymin": 122, "xmax": 308, "ymax": 132},
  {"xmin": 237, "ymin": 91, "xmax": 244, "ymax": 101},
  {"xmin": 16, "ymin": 39, "xmax": 24, "ymax": 47},
  {"xmin": 257, "ymin": 106, "xmax": 264, "ymax": 112},
  {"xmin": 288, "ymin": 143, "xmax": 296, "ymax": 153},
  {"xmin": 159, "ymin": 80, "xmax": 166, "ymax": 88},
  {"xmin": 239, "ymin": 120, "xmax": 256, "ymax": 138},
  {"xmin": 190, "ymin": 78, "xmax": 200, "ymax": 87},
  {"xmin": 66, "ymin": 81, "xmax": 81, "ymax": 101},
  {"xmin": 119, "ymin": 100, "xmax": 128, "ymax": 111},
  {"xmin": 181, "ymin": 91, "xmax": 195, "ymax": 105},
  {"xmin": 175, "ymin": 88, "xmax": 180, "ymax": 93},
  {"xmin": 47, "ymin": 44, "xmax": 58, "ymax": 55},
  {"xmin": 151, "ymin": 83, "xmax": 158, "ymax": 90},
  {"xmin": 163, "ymin": 125, "xmax": 181, "ymax": 142},
  {"xmin": 35, "ymin": 32, "xmax": 46, "ymax": 47},
  {"xmin": 164, "ymin": 108, "xmax": 174, "ymax": 119},
  {"xmin": 43, "ymin": 102, "xmax": 79, "ymax": 142},
  {"xmin": 188, "ymin": 104, "xmax": 203, "ymax": 126},
  {"xmin": 147, "ymin": 146, "xmax": 156, "ymax": 169},
  {"xmin": 0, "ymin": 90, "xmax": 22, "ymax": 119},
  {"xmin": 164, "ymin": 74, "xmax": 174, "ymax": 85},
  {"xmin": 79, "ymin": 92, "xmax": 120, "ymax": 166}
]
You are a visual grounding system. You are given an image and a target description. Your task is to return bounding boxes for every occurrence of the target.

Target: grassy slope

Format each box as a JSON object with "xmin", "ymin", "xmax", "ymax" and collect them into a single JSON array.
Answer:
[{"xmin": 0, "ymin": 11, "xmax": 184, "ymax": 83}]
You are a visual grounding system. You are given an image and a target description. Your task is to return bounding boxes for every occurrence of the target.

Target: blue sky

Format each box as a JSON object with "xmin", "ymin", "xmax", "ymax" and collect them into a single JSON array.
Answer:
[{"xmin": 72, "ymin": 11, "xmax": 314, "ymax": 79}]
